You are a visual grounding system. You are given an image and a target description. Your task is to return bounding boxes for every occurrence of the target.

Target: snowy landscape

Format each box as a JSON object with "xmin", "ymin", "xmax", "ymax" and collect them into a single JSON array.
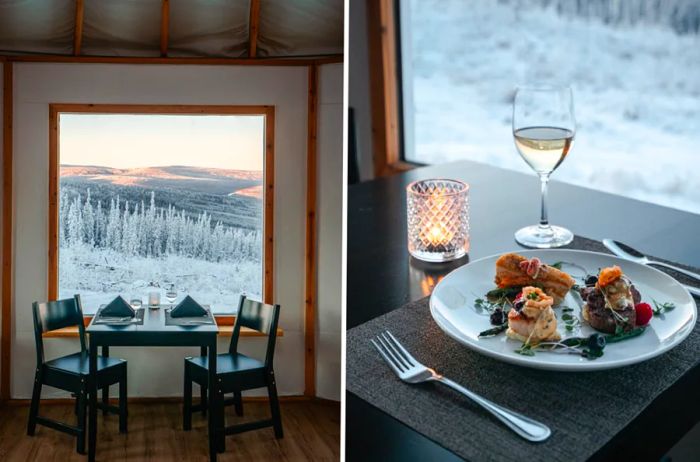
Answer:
[
  {"xmin": 405, "ymin": 0, "xmax": 700, "ymax": 214},
  {"xmin": 58, "ymin": 165, "xmax": 263, "ymax": 313}
]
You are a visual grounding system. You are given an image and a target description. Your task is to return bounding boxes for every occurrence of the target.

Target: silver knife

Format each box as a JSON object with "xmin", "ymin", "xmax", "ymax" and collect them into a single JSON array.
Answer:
[{"xmin": 603, "ymin": 239, "xmax": 700, "ymax": 298}]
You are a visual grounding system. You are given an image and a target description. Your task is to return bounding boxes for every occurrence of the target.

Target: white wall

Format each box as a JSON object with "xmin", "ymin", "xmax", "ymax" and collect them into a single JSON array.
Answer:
[
  {"xmin": 9, "ymin": 63, "xmax": 317, "ymax": 398},
  {"xmin": 316, "ymin": 63, "xmax": 343, "ymax": 400}
]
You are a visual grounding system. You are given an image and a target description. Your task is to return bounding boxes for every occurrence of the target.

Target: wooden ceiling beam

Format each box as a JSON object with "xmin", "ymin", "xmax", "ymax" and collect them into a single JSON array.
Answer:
[
  {"xmin": 73, "ymin": 0, "xmax": 84, "ymax": 56},
  {"xmin": 0, "ymin": 55, "xmax": 343, "ymax": 66},
  {"xmin": 160, "ymin": 0, "xmax": 170, "ymax": 57},
  {"xmin": 248, "ymin": 0, "xmax": 261, "ymax": 57}
]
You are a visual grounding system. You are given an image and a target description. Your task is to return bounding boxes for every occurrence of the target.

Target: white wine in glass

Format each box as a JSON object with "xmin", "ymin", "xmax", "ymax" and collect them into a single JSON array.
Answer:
[{"xmin": 513, "ymin": 86, "xmax": 575, "ymax": 248}]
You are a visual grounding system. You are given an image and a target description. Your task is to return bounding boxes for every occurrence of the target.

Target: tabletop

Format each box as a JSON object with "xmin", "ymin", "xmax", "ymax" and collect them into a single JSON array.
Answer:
[
  {"xmin": 87, "ymin": 306, "xmax": 218, "ymax": 345},
  {"xmin": 346, "ymin": 160, "xmax": 700, "ymax": 462}
]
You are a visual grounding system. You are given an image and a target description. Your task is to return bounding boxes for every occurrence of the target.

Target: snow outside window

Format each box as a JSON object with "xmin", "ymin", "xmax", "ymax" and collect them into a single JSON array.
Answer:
[
  {"xmin": 400, "ymin": 0, "xmax": 700, "ymax": 214},
  {"xmin": 58, "ymin": 113, "xmax": 265, "ymax": 314}
]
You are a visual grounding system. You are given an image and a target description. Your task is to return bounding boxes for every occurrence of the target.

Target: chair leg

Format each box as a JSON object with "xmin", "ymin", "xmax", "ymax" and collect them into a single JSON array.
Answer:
[
  {"xmin": 102, "ymin": 384, "xmax": 109, "ymax": 416},
  {"xmin": 119, "ymin": 371, "xmax": 128, "ymax": 433},
  {"xmin": 183, "ymin": 363, "xmax": 192, "ymax": 431},
  {"xmin": 233, "ymin": 391, "xmax": 243, "ymax": 416},
  {"xmin": 76, "ymin": 383, "xmax": 87, "ymax": 454},
  {"xmin": 267, "ymin": 370, "xmax": 283, "ymax": 439},
  {"xmin": 27, "ymin": 370, "xmax": 42, "ymax": 436},
  {"xmin": 216, "ymin": 389, "xmax": 226, "ymax": 453},
  {"xmin": 201, "ymin": 384, "xmax": 208, "ymax": 417}
]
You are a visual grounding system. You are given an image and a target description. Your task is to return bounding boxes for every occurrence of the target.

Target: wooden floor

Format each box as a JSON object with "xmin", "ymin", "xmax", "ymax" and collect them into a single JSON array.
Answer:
[{"xmin": 0, "ymin": 399, "xmax": 339, "ymax": 461}]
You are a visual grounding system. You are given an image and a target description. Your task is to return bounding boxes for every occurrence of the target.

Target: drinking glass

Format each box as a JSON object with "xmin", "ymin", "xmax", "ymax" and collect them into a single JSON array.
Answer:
[
  {"xmin": 512, "ymin": 85, "xmax": 575, "ymax": 248},
  {"xmin": 165, "ymin": 283, "xmax": 178, "ymax": 305}
]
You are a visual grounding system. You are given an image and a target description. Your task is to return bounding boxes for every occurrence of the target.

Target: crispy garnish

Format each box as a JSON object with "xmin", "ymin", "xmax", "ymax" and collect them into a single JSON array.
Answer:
[{"xmin": 598, "ymin": 266, "xmax": 622, "ymax": 288}]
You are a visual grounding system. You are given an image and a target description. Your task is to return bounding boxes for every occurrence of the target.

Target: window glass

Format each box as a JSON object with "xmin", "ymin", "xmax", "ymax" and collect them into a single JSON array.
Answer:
[
  {"xmin": 58, "ymin": 113, "xmax": 265, "ymax": 313},
  {"xmin": 400, "ymin": 0, "xmax": 700, "ymax": 214}
]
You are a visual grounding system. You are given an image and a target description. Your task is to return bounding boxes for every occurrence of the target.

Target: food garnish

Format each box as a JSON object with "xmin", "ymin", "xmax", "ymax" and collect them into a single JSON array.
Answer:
[
  {"xmin": 634, "ymin": 303, "xmax": 653, "ymax": 326},
  {"xmin": 652, "ymin": 300, "xmax": 676, "ymax": 316},
  {"xmin": 598, "ymin": 265, "xmax": 622, "ymax": 287}
]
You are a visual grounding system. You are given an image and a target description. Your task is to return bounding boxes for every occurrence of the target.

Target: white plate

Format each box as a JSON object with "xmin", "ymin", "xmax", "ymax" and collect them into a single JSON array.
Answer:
[{"xmin": 429, "ymin": 249, "xmax": 697, "ymax": 371}]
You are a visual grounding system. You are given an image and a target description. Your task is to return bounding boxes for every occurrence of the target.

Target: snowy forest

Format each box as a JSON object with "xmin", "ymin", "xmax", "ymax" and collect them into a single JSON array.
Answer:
[
  {"xmin": 407, "ymin": 0, "xmax": 700, "ymax": 214},
  {"xmin": 59, "ymin": 190, "xmax": 261, "ymax": 263},
  {"xmin": 58, "ymin": 168, "xmax": 263, "ymax": 313}
]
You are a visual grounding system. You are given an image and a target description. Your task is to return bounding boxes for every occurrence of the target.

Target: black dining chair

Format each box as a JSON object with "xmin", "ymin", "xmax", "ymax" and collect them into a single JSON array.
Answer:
[
  {"xmin": 28, "ymin": 295, "xmax": 128, "ymax": 454},
  {"xmin": 183, "ymin": 295, "xmax": 282, "ymax": 451}
]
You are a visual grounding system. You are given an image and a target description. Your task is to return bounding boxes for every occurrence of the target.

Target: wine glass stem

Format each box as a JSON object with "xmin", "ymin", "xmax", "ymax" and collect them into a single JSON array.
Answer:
[{"xmin": 539, "ymin": 174, "xmax": 550, "ymax": 228}]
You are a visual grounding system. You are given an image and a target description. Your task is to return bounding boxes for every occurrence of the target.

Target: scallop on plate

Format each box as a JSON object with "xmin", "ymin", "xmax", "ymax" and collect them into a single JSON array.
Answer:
[{"xmin": 429, "ymin": 249, "xmax": 697, "ymax": 371}]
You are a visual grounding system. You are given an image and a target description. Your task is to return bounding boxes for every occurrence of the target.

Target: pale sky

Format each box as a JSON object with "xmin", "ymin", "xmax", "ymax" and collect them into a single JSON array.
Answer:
[{"xmin": 59, "ymin": 114, "xmax": 265, "ymax": 171}]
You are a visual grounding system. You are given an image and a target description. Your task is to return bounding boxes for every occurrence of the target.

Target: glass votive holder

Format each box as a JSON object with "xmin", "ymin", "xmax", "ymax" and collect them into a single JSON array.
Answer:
[
  {"xmin": 406, "ymin": 179, "xmax": 470, "ymax": 263},
  {"xmin": 148, "ymin": 291, "xmax": 160, "ymax": 309}
]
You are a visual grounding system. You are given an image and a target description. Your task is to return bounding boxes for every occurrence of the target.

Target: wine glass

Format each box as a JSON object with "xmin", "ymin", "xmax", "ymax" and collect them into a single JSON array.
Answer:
[
  {"xmin": 512, "ymin": 85, "xmax": 575, "ymax": 248},
  {"xmin": 165, "ymin": 283, "xmax": 177, "ymax": 306}
]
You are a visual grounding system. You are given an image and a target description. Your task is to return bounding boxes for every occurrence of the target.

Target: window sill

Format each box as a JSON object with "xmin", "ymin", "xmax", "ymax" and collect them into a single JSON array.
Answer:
[{"xmin": 42, "ymin": 315, "xmax": 283, "ymax": 338}]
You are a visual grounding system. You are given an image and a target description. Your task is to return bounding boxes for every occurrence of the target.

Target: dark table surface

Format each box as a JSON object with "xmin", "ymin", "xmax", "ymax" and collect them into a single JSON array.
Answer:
[
  {"xmin": 346, "ymin": 160, "xmax": 700, "ymax": 461},
  {"xmin": 87, "ymin": 306, "xmax": 218, "ymax": 337}
]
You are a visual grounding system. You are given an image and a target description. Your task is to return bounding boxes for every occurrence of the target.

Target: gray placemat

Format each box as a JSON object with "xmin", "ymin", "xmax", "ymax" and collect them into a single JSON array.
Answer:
[
  {"xmin": 93, "ymin": 307, "xmax": 145, "ymax": 325},
  {"xmin": 346, "ymin": 236, "xmax": 700, "ymax": 462},
  {"xmin": 164, "ymin": 307, "xmax": 216, "ymax": 326}
]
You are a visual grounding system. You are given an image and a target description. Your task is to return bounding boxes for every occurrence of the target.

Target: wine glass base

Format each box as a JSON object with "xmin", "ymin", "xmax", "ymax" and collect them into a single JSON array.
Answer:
[{"xmin": 514, "ymin": 225, "xmax": 574, "ymax": 249}]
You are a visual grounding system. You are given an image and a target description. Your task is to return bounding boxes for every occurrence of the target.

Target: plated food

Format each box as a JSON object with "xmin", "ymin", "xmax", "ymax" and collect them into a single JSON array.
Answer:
[
  {"xmin": 429, "ymin": 249, "xmax": 697, "ymax": 371},
  {"xmin": 480, "ymin": 253, "xmax": 676, "ymax": 359}
]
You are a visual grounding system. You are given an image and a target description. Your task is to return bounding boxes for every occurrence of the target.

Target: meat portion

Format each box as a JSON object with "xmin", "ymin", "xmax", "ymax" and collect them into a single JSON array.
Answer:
[
  {"xmin": 579, "ymin": 284, "xmax": 639, "ymax": 333},
  {"xmin": 495, "ymin": 253, "xmax": 575, "ymax": 304}
]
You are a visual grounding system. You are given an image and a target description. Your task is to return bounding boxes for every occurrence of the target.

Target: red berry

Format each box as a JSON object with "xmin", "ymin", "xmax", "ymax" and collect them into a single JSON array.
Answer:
[
  {"xmin": 514, "ymin": 291, "xmax": 522, "ymax": 301},
  {"xmin": 635, "ymin": 302, "xmax": 653, "ymax": 326}
]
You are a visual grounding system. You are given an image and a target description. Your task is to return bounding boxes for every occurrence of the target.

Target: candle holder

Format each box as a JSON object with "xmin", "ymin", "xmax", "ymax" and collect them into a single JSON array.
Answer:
[
  {"xmin": 148, "ymin": 291, "xmax": 161, "ymax": 309},
  {"xmin": 406, "ymin": 179, "xmax": 469, "ymax": 262}
]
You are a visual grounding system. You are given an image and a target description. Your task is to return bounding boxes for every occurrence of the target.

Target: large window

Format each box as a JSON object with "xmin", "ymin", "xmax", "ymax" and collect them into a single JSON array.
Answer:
[
  {"xmin": 50, "ymin": 105, "xmax": 274, "ymax": 314},
  {"xmin": 399, "ymin": 0, "xmax": 700, "ymax": 214}
]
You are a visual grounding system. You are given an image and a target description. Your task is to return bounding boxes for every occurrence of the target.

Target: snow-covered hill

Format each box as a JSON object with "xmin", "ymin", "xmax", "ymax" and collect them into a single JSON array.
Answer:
[{"xmin": 61, "ymin": 164, "xmax": 262, "ymax": 196}]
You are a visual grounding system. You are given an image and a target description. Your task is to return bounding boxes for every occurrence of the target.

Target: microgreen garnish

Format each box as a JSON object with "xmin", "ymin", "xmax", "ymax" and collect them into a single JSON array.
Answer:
[
  {"xmin": 478, "ymin": 324, "xmax": 508, "ymax": 338},
  {"xmin": 560, "ymin": 307, "xmax": 580, "ymax": 332},
  {"xmin": 474, "ymin": 298, "xmax": 504, "ymax": 314},
  {"xmin": 527, "ymin": 292, "xmax": 539, "ymax": 300},
  {"xmin": 485, "ymin": 287, "xmax": 522, "ymax": 300},
  {"xmin": 652, "ymin": 300, "xmax": 675, "ymax": 316},
  {"xmin": 514, "ymin": 343, "xmax": 535, "ymax": 356},
  {"xmin": 605, "ymin": 326, "xmax": 647, "ymax": 343},
  {"xmin": 550, "ymin": 262, "xmax": 563, "ymax": 270}
]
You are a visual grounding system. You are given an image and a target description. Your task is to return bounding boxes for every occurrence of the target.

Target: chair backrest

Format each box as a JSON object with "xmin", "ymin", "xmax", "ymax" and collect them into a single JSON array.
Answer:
[
  {"xmin": 32, "ymin": 295, "xmax": 86, "ymax": 365},
  {"xmin": 229, "ymin": 295, "xmax": 280, "ymax": 367}
]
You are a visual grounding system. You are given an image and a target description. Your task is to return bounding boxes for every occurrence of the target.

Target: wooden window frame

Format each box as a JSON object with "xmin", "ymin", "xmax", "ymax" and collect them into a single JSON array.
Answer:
[
  {"xmin": 47, "ymin": 103, "xmax": 275, "ymax": 312},
  {"xmin": 366, "ymin": 0, "xmax": 419, "ymax": 177}
]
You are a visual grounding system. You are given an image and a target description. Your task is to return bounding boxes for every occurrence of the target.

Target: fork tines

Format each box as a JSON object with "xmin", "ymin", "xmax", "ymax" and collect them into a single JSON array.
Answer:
[{"xmin": 371, "ymin": 330, "xmax": 418, "ymax": 374}]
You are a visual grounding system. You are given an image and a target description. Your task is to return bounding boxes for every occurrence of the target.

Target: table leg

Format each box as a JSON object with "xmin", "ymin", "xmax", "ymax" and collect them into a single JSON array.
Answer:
[
  {"xmin": 88, "ymin": 340, "xmax": 98, "ymax": 462},
  {"xmin": 207, "ymin": 339, "xmax": 218, "ymax": 462}
]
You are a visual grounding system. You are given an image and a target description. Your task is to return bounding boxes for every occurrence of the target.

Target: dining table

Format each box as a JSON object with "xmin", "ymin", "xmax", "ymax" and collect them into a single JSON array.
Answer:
[
  {"xmin": 346, "ymin": 160, "xmax": 700, "ymax": 461},
  {"xmin": 86, "ymin": 306, "xmax": 220, "ymax": 462}
]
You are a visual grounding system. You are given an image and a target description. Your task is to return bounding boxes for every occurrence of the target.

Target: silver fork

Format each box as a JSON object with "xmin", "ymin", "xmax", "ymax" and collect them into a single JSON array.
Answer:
[{"xmin": 372, "ymin": 331, "xmax": 551, "ymax": 442}]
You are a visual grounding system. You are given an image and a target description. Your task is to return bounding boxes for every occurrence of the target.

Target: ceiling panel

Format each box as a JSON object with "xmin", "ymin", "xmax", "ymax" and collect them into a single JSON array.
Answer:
[
  {"xmin": 82, "ymin": 0, "xmax": 161, "ymax": 56},
  {"xmin": 258, "ymin": 0, "xmax": 343, "ymax": 57},
  {"xmin": 0, "ymin": 0, "xmax": 74, "ymax": 54},
  {"xmin": 169, "ymin": 0, "xmax": 248, "ymax": 57}
]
